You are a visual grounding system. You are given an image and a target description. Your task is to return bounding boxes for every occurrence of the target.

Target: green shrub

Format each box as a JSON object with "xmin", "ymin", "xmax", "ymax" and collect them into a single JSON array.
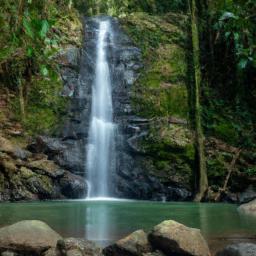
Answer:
[{"xmin": 214, "ymin": 122, "xmax": 238, "ymax": 145}]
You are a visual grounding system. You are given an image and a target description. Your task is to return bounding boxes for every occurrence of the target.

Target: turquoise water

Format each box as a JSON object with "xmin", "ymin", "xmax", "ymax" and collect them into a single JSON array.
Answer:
[{"xmin": 0, "ymin": 200, "xmax": 255, "ymax": 250}]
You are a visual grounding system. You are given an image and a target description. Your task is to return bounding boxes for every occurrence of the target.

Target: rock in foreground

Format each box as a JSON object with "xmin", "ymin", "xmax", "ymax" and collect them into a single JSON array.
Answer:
[
  {"xmin": 56, "ymin": 237, "xmax": 102, "ymax": 256},
  {"xmin": 0, "ymin": 220, "xmax": 62, "ymax": 255},
  {"xmin": 238, "ymin": 199, "xmax": 256, "ymax": 216},
  {"xmin": 103, "ymin": 230, "xmax": 151, "ymax": 256},
  {"xmin": 216, "ymin": 243, "xmax": 256, "ymax": 256},
  {"xmin": 148, "ymin": 220, "xmax": 210, "ymax": 256},
  {"xmin": 0, "ymin": 219, "xmax": 212, "ymax": 256}
]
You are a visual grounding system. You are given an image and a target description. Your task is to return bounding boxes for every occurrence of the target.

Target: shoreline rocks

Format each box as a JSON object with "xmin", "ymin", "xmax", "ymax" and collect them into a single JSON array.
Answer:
[
  {"xmin": 0, "ymin": 220, "xmax": 212, "ymax": 256},
  {"xmin": 148, "ymin": 220, "xmax": 211, "ymax": 256},
  {"xmin": 103, "ymin": 230, "xmax": 151, "ymax": 256},
  {"xmin": 1, "ymin": 219, "xmax": 256, "ymax": 256},
  {"xmin": 0, "ymin": 220, "xmax": 62, "ymax": 255},
  {"xmin": 238, "ymin": 199, "xmax": 256, "ymax": 217}
]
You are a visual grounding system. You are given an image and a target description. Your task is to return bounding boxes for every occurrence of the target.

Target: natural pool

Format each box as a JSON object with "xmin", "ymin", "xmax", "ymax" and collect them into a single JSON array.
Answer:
[{"xmin": 0, "ymin": 200, "xmax": 255, "ymax": 253}]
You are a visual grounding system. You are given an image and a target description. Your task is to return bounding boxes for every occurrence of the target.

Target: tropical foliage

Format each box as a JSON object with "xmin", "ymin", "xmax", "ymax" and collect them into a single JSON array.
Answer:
[{"xmin": 0, "ymin": 0, "xmax": 80, "ymax": 134}]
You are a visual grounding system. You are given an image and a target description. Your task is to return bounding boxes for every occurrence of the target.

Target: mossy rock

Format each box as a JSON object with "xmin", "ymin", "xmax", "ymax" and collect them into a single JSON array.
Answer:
[
  {"xmin": 160, "ymin": 124, "xmax": 192, "ymax": 149},
  {"xmin": 137, "ymin": 122, "xmax": 194, "ymax": 187},
  {"xmin": 20, "ymin": 167, "xmax": 35, "ymax": 179},
  {"xmin": 25, "ymin": 175, "xmax": 54, "ymax": 197},
  {"xmin": 122, "ymin": 12, "xmax": 188, "ymax": 120}
]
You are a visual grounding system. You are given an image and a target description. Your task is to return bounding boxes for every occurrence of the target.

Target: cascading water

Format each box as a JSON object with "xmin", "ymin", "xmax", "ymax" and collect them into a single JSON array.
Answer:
[{"xmin": 86, "ymin": 20, "xmax": 115, "ymax": 198}]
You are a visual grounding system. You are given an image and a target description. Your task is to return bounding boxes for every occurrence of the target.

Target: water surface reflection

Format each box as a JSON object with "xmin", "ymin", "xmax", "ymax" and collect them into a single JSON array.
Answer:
[{"xmin": 0, "ymin": 200, "xmax": 256, "ymax": 248}]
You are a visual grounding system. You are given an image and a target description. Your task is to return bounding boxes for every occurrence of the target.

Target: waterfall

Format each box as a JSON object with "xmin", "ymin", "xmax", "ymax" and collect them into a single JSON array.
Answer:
[{"xmin": 86, "ymin": 20, "xmax": 115, "ymax": 198}]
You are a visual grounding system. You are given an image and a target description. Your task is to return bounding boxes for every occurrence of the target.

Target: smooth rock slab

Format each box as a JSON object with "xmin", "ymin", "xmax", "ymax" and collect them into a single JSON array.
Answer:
[
  {"xmin": 103, "ymin": 230, "xmax": 151, "ymax": 256},
  {"xmin": 238, "ymin": 199, "xmax": 256, "ymax": 216},
  {"xmin": 0, "ymin": 220, "xmax": 62, "ymax": 255},
  {"xmin": 216, "ymin": 243, "xmax": 256, "ymax": 256},
  {"xmin": 148, "ymin": 220, "xmax": 210, "ymax": 256}
]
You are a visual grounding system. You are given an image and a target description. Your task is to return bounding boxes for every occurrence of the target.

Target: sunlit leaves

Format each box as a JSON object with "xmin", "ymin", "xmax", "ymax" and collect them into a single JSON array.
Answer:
[
  {"xmin": 219, "ymin": 12, "xmax": 238, "ymax": 21},
  {"xmin": 238, "ymin": 58, "xmax": 248, "ymax": 69},
  {"xmin": 40, "ymin": 65, "xmax": 49, "ymax": 76},
  {"xmin": 23, "ymin": 17, "xmax": 34, "ymax": 38},
  {"xmin": 26, "ymin": 46, "xmax": 34, "ymax": 57},
  {"xmin": 214, "ymin": 1, "xmax": 256, "ymax": 70},
  {"xmin": 39, "ymin": 20, "xmax": 49, "ymax": 39}
]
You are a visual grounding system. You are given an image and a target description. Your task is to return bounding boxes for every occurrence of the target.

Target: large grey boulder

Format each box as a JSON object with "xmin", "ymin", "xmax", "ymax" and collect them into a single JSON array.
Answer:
[
  {"xmin": 148, "ymin": 220, "xmax": 210, "ymax": 256},
  {"xmin": 238, "ymin": 199, "xmax": 256, "ymax": 216},
  {"xmin": 103, "ymin": 230, "xmax": 151, "ymax": 256},
  {"xmin": 59, "ymin": 172, "xmax": 87, "ymax": 198},
  {"xmin": 0, "ymin": 220, "xmax": 62, "ymax": 255},
  {"xmin": 216, "ymin": 243, "xmax": 256, "ymax": 256}
]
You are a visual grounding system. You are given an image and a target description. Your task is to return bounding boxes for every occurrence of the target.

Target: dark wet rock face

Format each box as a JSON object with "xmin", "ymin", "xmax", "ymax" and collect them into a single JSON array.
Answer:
[
  {"xmin": 108, "ymin": 18, "xmax": 191, "ymax": 200},
  {"xmin": 27, "ymin": 16, "xmax": 191, "ymax": 201},
  {"xmin": 0, "ymin": 136, "xmax": 87, "ymax": 201}
]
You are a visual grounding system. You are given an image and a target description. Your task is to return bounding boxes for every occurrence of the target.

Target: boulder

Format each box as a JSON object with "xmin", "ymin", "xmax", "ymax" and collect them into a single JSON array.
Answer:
[
  {"xmin": 238, "ymin": 185, "xmax": 256, "ymax": 204},
  {"xmin": 25, "ymin": 175, "xmax": 55, "ymax": 199},
  {"xmin": 59, "ymin": 172, "xmax": 87, "ymax": 198},
  {"xmin": 0, "ymin": 137, "xmax": 16, "ymax": 155},
  {"xmin": 57, "ymin": 238, "xmax": 102, "ymax": 256},
  {"xmin": 43, "ymin": 248, "xmax": 57, "ymax": 256},
  {"xmin": 0, "ymin": 220, "xmax": 62, "ymax": 255},
  {"xmin": 28, "ymin": 136, "xmax": 66, "ymax": 155},
  {"xmin": 0, "ymin": 136, "xmax": 31, "ymax": 160},
  {"xmin": 148, "ymin": 220, "xmax": 210, "ymax": 256},
  {"xmin": 103, "ymin": 230, "xmax": 151, "ymax": 256},
  {"xmin": 238, "ymin": 199, "xmax": 256, "ymax": 216},
  {"xmin": 27, "ymin": 159, "xmax": 65, "ymax": 178},
  {"xmin": 216, "ymin": 243, "xmax": 256, "ymax": 256}
]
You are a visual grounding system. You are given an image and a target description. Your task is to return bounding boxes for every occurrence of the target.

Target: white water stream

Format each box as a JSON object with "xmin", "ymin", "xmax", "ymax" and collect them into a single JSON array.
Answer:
[{"xmin": 86, "ymin": 20, "xmax": 115, "ymax": 198}]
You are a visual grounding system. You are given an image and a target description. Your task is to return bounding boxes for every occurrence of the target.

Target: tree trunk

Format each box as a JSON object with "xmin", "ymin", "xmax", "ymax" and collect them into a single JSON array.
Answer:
[
  {"xmin": 68, "ymin": 0, "xmax": 73, "ymax": 9},
  {"xmin": 17, "ymin": 0, "xmax": 24, "ymax": 31},
  {"xmin": 189, "ymin": 0, "xmax": 208, "ymax": 202},
  {"xmin": 18, "ymin": 79, "xmax": 25, "ymax": 120},
  {"xmin": 214, "ymin": 149, "xmax": 241, "ymax": 201}
]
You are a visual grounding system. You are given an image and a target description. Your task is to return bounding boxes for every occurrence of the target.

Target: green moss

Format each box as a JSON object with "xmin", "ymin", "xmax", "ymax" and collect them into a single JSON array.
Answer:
[
  {"xmin": 20, "ymin": 167, "xmax": 35, "ymax": 179},
  {"xmin": 185, "ymin": 144, "xmax": 195, "ymax": 161},
  {"xmin": 121, "ymin": 12, "xmax": 188, "ymax": 120},
  {"xmin": 155, "ymin": 160, "xmax": 170, "ymax": 170},
  {"xmin": 138, "ymin": 121, "xmax": 194, "ymax": 187},
  {"xmin": 213, "ymin": 122, "xmax": 239, "ymax": 145},
  {"xmin": 40, "ymin": 175, "xmax": 54, "ymax": 192},
  {"xmin": 142, "ymin": 72, "xmax": 162, "ymax": 88},
  {"xmin": 11, "ymin": 71, "xmax": 69, "ymax": 136}
]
